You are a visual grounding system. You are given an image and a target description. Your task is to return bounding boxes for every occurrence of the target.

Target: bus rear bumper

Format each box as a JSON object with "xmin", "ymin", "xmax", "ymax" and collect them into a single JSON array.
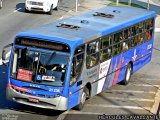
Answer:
[{"xmin": 6, "ymin": 87, "xmax": 68, "ymax": 111}]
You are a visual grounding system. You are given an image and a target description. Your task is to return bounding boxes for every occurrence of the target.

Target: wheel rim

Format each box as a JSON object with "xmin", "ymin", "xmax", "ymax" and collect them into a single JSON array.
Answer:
[
  {"xmin": 81, "ymin": 91, "xmax": 86, "ymax": 105},
  {"xmin": 126, "ymin": 67, "xmax": 131, "ymax": 81}
]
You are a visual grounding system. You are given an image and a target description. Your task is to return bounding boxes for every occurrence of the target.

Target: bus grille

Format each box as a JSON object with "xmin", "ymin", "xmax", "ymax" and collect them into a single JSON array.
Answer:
[{"xmin": 14, "ymin": 97, "xmax": 56, "ymax": 107}]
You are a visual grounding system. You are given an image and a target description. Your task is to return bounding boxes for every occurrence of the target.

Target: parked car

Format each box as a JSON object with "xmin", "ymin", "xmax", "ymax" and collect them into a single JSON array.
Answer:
[
  {"xmin": 0, "ymin": 0, "xmax": 3, "ymax": 9},
  {"xmin": 25, "ymin": 0, "xmax": 59, "ymax": 15}
]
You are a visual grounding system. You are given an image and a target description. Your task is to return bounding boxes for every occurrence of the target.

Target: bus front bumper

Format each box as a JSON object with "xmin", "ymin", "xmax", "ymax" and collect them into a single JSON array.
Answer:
[{"xmin": 6, "ymin": 87, "xmax": 68, "ymax": 111}]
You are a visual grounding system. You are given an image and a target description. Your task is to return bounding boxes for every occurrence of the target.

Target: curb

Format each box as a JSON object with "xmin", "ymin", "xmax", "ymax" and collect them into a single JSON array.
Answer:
[
  {"xmin": 56, "ymin": 110, "xmax": 69, "ymax": 120},
  {"xmin": 150, "ymin": 86, "xmax": 160, "ymax": 114}
]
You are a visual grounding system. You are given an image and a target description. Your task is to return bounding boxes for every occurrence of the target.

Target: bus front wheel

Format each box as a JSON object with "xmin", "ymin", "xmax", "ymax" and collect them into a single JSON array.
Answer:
[
  {"xmin": 75, "ymin": 87, "xmax": 89, "ymax": 110},
  {"xmin": 122, "ymin": 63, "xmax": 132, "ymax": 85}
]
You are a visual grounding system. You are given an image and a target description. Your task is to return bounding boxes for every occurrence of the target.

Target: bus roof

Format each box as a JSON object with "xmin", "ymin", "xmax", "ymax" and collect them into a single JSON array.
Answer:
[{"xmin": 16, "ymin": 6, "xmax": 156, "ymax": 48}]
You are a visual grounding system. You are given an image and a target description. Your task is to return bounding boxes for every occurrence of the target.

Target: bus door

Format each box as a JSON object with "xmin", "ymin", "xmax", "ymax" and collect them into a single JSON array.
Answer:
[{"xmin": 68, "ymin": 46, "xmax": 84, "ymax": 109}]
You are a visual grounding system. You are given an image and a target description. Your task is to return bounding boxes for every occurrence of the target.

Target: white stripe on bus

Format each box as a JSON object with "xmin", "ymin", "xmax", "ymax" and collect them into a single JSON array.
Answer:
[{"xmin": 155, "ymin": 28, "xmax": 160, "ymax": 32}]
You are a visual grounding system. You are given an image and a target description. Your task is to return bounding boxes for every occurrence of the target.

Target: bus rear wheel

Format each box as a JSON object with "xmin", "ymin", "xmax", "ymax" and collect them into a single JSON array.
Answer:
[
  {"xmin": 75, "ymin": 87, "xmax": 89, "ymax": 110},
  {"xmin": 121, "ymin": 63, "xmax": 132, "ymax": 85}
]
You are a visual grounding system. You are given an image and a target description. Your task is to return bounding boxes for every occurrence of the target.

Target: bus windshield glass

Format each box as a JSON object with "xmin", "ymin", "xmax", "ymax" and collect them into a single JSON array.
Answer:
[{"xmin": 11, "ymin": 48, "xmax": 69, "ymax": 86}]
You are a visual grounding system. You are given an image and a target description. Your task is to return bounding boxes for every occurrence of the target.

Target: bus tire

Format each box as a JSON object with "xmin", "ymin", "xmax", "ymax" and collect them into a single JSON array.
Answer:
[
  {"xmin": 121, "ymin": 63, "xmax": 132, "ymax": 85},
  {"xmin": 48, "ymin": 5, "xmax": 53, "ymax": 15},
  {"xmin": 75, "ymin": 87, "xmax": 88, "ymax": 110}
]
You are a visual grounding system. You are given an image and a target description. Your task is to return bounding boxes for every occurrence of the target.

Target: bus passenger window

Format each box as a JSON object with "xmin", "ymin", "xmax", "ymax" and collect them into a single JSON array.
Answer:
[
  {"xmin": 122, "ymin": 41, "xmax": 129, "ymax": 51},
  {"xmin": 139, "ymin": 22, "xmax": 144, "ymax": 33},
  {"xmin": 102, "ymin": 37, "xmax": 109, "ymax": 48},
  {"xmin": 135, "ymin": 35, "xmax": 141, "ymax": 44},
  {"xmin": 113, "ymin": 44, "xmax": 122, "ymax": 55},
  {"xmin": 145, "ymin": 19, "xmax": 154, "ymax": 30},
  {"xmin": 139, "ymin": 33, "xmax": 145, "ymax": 43},
  {"xmin": 135, "ymin": 24, "xmax": 139, "ymax": 34},
  {"xmin": 129, "ymin": 37, "xmax": 136, "ymax": 47},
  {"xmin": 100, "ymin": 47, "xmax": 112, "ymax": 61},
  {"xmin": 86, "ymin": 53, "xmax": 99, "ymax": 68},
  {"xmin": 87, "ymin": 41, "xmax": 99, "ymax": 55},
  {"xmin": 124, "ymin": 29, "xmax": 129, "ymax": 39},
  {"xmin": 114, "ymin": 31, "xmax": 123, "ymax": 44},
  {"xmin": 128, "ymin": 28, "xmax": 131, "ymax": 38},
  {"xmin": 131, "ymin": 26, "xmax": 136, "ymax": 36},
  {"xmin": 145, "ymin": 30, "xmax": 152, "ymax": 41}
]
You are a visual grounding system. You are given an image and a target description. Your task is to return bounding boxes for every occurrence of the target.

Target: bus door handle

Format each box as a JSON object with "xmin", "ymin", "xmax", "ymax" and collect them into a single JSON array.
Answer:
[{"xmin": 77, "ymin": 81, "xmax": 82, "ymax": 86}]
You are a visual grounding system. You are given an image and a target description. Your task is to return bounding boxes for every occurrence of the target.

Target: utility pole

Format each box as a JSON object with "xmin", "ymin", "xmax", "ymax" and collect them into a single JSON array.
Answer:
[
  {"xmin": 116, "ymin": 0, "xmax": 119, "ymax": 6},
  {"xmin": 76, "ymin": 0, "xmax": 78, "ymax": 12},
  {"xmin": 128, "ymin": 0, "xmax": 131, "ymax": 6},
  {"xmin": 147, "ymin": 0, "xmax": 150, "ymax": 10}
]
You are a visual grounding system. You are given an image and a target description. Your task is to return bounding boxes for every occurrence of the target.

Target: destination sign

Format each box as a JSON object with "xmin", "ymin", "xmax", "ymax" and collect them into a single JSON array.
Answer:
[{"xmin": 15, "ymin": 38, "xmax": 70, "ymax": 52}]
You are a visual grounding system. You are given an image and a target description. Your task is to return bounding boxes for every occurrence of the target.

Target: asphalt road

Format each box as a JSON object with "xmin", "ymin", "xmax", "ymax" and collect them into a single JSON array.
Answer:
[{"xmin": 0, "ymin": 0, "xmax": 160, "ymax": 120}]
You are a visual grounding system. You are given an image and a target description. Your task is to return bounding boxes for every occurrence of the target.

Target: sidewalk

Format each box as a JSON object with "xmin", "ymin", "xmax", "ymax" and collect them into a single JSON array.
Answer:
[
  {"xmin": 61, "ymin": 0, "xmax": 160, "ymax": 29},
  {"xmin": 61, "ymin": 0, "xmax": 110, "ymax": 18}
]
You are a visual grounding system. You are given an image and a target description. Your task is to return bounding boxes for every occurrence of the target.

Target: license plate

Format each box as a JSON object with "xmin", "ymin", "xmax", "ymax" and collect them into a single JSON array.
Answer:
[{"xmin": 28, "ymin": 98, "xmax": 39, "ymax": 103}]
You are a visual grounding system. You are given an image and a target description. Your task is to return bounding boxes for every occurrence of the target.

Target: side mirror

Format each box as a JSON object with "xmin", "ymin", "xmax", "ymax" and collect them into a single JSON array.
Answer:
[{"xmin": 2, "ymin": 43, "xmax": 13, "ymax": 66}]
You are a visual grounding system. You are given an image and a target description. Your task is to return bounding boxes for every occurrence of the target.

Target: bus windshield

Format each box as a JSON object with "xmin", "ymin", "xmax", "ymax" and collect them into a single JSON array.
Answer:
[{"xmin": 11, "ymin": 47, "xmax": 69, "ymax": 86}]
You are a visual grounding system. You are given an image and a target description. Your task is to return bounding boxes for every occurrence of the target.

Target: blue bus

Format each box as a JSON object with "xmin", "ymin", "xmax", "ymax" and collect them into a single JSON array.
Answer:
[{"xmin": 2, "ymin": 6, "xmax": 156, "ymax": 110}]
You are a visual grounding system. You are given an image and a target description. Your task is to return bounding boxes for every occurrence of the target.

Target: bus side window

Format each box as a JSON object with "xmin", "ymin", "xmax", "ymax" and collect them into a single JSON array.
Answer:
[
  {"xmin": 70, "ymin": 46, "xmax": 84, "ymax": 86},
  {"xmin": 131, "ymin": 26, "xmax": 136, "ymax": 36},
  {"xmin": 128, "ymin": 28, "xmax": 131, "ymax": 38},
  {"xmin": 87, "ymin": 41, "xmax": 99, "ymax": 55},
  {"xmin": 145, "ymin": 19, "xmax": 154, "ymax": 30},
  {"xmin": 122, "ymin": 40, "xmax": 129, "ymax": 51},
  {"xmin": 139, "ymin": 22, "xmax": 144, "ymax": 33},
  {"xmin": 100, "ymin": 35, "xmax": 112, "ymax": 61},
  {"xmin": 113, "ymin": 43, "xmax": 122, "ymax": 55},
  {"xmin": 129, "ymin": 36, "xmax": 136, "ymax": 48},
  {"xmin": 124, "ymin": 29, "xmax": 129, "ymax": 40},
  {"xmin": 145, "ymin": 19, "xmax": 154, "ymax": 41},
  {"xmin": 100, "ymin": 47, "xmax": 112, "ymax": 61},
  {"xmin": 86, "ymin": 53, "xmax": 99, "ymax": 68},
  {"xmin": 114, "ymin": 31, "xmax": 123, "ymax": 44}
]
